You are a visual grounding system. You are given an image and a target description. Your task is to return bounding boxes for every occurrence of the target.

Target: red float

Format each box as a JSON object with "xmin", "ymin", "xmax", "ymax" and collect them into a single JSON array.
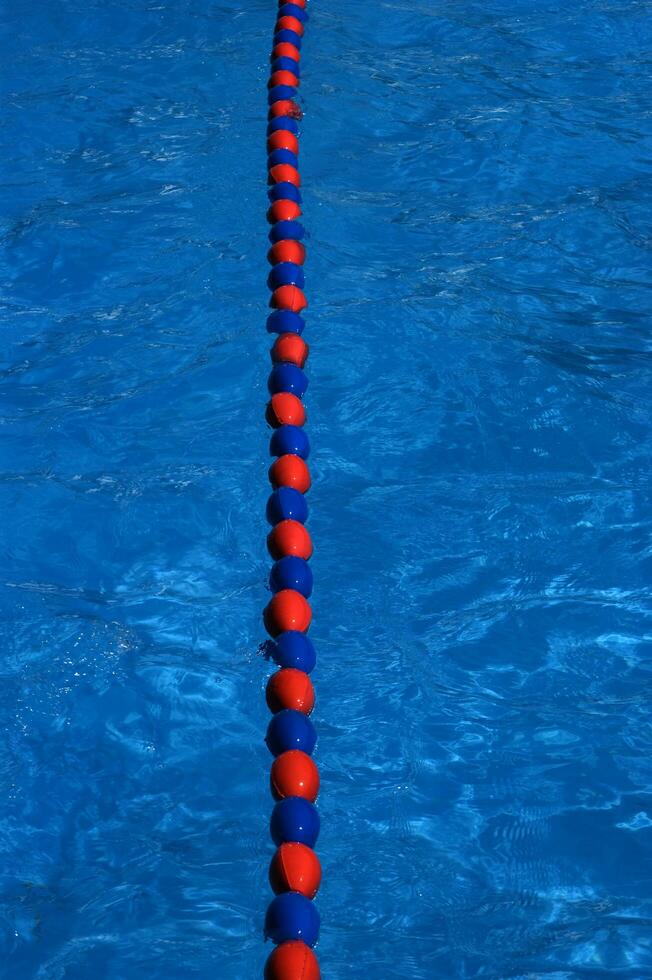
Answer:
[
  {"xmin": 269, "ymin": 99, "xmax": 302, "ymax": 120},
  {"xmin": 267, "ymin": 130, "xmax": 299, "ymax": 154},
  {"xmin": 269, "ymin": 841, "xmax": 322, "ymax": 898},
  {"xmin": 269, "ymin": 163, "xmax": 301, "ymax": 187},
  {"xmin": 271, "ymin": 752, "xmax": 320, "ymax": 804},
  {"xmin": 265, "ymin": 942, "xmax": 320, "ymax": 980},
  {"xmin": 269, "ymin": 455, "xmax": 311, "ymax": 493},
  {"xmin": 276, "ymin": 16, "xmax": 304, "ymax": 36},
  {"xmin": 266, "ymin": 668, "xmax": 315, "ymax": 714},
  {"xmin": 267, "ymin": 200, "xmax": 302, "ymax": 224},
  {"xmin": 270, "ymin": 285, "xmax": 307, "ymax": 313},
  {"xmin": 269, "ymin": 70, "xmax": 300, "ymax": 89},
  {"xmin": 272, "ymin": 42, "xmax": 301, "ymax": 62},
  {"xmin": 268, "ymin": 240, "xmax": 306, "ymax": 266},
  {"xmin": 271, "ymin": 333, "xmax": 309, "ymax": 368},
  {"xmin": 266, "ymin": 392, "xmax": 307, "ymax": 428},
  {"xmin": 267, "ymin": 519, "xmax": 313, "ymax": 560},
  {"xmin": 264, "ymin": 589, "xmax": 312, "ymax": 636}
]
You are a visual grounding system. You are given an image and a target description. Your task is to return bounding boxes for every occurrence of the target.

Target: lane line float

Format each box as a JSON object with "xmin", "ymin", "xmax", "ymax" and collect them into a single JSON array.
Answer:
[{"xmin": 261, "ymin": 2, "xmax": 321, "ymax": 978}]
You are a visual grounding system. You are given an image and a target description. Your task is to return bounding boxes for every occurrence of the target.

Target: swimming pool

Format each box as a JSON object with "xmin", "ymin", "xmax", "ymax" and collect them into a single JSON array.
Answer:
[{"xmin": 2, "ymin": 0, "xmax": 652, "ymax": 976}]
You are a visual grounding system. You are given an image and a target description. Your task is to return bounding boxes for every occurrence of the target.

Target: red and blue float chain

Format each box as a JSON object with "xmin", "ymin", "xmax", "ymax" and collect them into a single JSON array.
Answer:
[{"xmin": 261, "ymin": 2, "xmax": 321, "ymax": 979}]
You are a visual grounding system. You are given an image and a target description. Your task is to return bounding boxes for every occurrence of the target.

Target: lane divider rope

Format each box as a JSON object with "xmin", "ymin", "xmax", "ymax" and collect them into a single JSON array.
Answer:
[{"xmin": 260, "ymin": 3, "xmax": 321, "ymax": 979}]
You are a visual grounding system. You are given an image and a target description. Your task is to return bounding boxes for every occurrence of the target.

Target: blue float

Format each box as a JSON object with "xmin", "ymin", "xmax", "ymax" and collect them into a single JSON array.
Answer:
[
  {"xmin": 267, "ymin": 182, "xmax": 302, "ymax": 205},
  {"xmin": 266, "ymin": 487, "xmax": 309, "ymax": 526},
  {"xmin": 272, "ymin": 57, "xmax": 301, "ymax": 77},
  {"xmin": 270, "ymin": 796, "xmax": 320, "ymax": 847},
  {"xmin": 267, "ymin": 118, "xmax": 299, "ymax": 137},
  {"xmin": 267, "ymin": 263, "xmax": 305, "ymax": 290},
  {"xmin": 278, "ymin": 4, "xmax": 309, "ymax": 23},
  {"xmin": 268, "ymin": 220, "xmax": 305, "ymax": 244},
  {"xmin": 270, "ymin": 556, "xmax": 313, "ymax": 598},
  {"xmin": 268, "ymin": 363, "xmax": 308, "ymax": 397},
  {"xmin": 269, "ymin": 424, "xmax": 310, "ymax": 459},
  {"xmin": 266, "ymin": 310, "xmax": 305, "ymax": 335},
  {"xmin": 268, "ymin": 149, "xmax": 299, "ymax": 170},
  {"xmin": 266, "ymin": 709, "xmax": 317, "ymax": 756},
  {"xmin": 264, "ymin": 892, "xmax": 320, "ymax": 947},
  {"xmin": 274, "ymin": 30, "xmax": 302, "ymax": 48},
  {"xmin": 268, "ymin": 85, "xmax": 297, "ymax": 106},
  {"xmin": 269, "ymin": 631, "xmax": 316, "ymax": 673}
]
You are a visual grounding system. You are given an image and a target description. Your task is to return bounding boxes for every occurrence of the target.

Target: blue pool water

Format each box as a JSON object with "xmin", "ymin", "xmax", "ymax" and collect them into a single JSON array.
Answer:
[{"xmin": 2, "ymin": 0, "xmax": 652, "ymax": 976}]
